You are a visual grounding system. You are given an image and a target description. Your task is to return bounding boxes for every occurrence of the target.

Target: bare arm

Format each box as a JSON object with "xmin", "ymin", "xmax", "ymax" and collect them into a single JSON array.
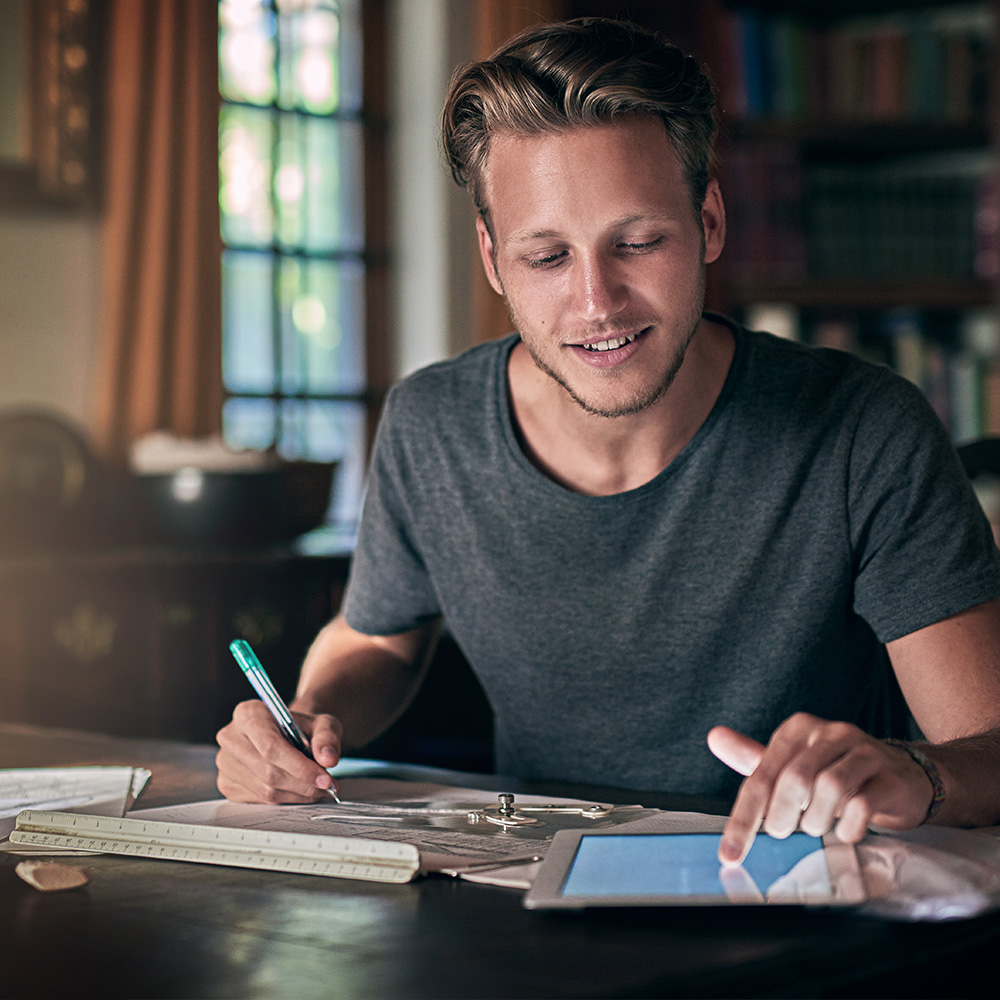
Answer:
[
  {"xmin": 709, "ymin": 596, "xmax": 1000, "ymax": 863},
  {"xmin": 884, "ymin": 594, "xmax": 1000, "ymax": 827},
  {"xmin": 216, "ymin": 613, "xmax": 440, "ymax": 803},
  {"xmin": 291, "ymin": 612, "xmax": 441, "ymax": 751}
]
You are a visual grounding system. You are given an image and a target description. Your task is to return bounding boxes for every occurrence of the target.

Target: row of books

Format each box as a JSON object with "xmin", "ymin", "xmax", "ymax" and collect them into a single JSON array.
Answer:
[
  {"xmin": 715, "ymin": 4, "xmax": 994, "ymax": 123},
  {"xmin": 807, "ymin": 157, "xmax": 985, "ymax": 280},
  {"xmin": 877, "ymin": 308, "xmax": 1000, "ymax": 441},
  {"xmin": 723, "ymin": 144, "xmax": 996, "ymax": 284},
  {"xmin": 741, "ymin": 304, "xmax": 1000, "ymax": 441}
]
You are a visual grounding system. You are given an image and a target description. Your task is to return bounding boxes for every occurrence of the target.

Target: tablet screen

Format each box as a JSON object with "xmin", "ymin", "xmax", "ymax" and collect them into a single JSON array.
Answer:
[
  {"xmin": 524, "ymin": 830, "xmax": 865, "ymax": 908},
  {"xmin": 562, "ymin": 832, "xmax": 824, "ymax": 899}
]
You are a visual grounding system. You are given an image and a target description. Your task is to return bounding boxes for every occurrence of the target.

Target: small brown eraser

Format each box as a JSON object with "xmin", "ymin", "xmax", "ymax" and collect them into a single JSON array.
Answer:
[{"xmin": 15, "ymin": 860, "xmax": 90, "ymax": 892}]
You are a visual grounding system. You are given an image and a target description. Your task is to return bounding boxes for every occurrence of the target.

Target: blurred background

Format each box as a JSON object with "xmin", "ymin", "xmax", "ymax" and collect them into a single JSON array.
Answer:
[{"xmin": 1, "ymin": 0, "xmax": 997, "ymax": 768}]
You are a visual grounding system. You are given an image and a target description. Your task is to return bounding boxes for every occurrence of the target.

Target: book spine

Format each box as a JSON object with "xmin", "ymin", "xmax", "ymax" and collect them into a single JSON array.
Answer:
[{"xmin": 727, "ymin": 7, "xmax": 994, "ymax": 124}]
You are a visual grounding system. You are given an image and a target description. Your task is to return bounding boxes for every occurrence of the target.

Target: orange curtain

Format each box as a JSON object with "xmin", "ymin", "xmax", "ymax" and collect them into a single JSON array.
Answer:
[{"xmin": 93, "ymin": 0, "xmax": 222, "ymax": 466}]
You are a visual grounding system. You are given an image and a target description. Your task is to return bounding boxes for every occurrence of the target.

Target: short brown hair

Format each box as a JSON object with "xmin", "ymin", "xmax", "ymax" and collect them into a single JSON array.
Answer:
[{"xmin": 441, "ymin": 17, "xmax": 718, "ymax": 224}]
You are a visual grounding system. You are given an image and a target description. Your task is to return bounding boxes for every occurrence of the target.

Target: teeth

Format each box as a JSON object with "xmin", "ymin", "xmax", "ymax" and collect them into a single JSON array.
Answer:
[{"xmin": 584, "ymin": 333, "xmax": 638, "ymax": 352}]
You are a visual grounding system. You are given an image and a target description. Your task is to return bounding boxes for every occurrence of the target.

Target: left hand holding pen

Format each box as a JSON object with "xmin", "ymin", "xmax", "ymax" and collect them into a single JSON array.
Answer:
[{"xmin": 707, "ymin": 713, "xmax": 937, "ymax": 865}]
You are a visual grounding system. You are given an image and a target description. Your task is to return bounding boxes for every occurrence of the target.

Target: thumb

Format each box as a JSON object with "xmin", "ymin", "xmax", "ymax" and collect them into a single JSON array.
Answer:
[
  {"xmin": 301, "ymin": 713, "xmax": 343, "ymax": 768},
  {"xmin": 707, "ymin": 725, "xmax": 766, "ymax": 777}
]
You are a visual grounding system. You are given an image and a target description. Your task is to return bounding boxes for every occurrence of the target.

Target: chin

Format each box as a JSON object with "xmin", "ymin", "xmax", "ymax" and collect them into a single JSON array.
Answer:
[{"xmin": 566, "ymin": 364, "xmax": 684, "ymax": 418}]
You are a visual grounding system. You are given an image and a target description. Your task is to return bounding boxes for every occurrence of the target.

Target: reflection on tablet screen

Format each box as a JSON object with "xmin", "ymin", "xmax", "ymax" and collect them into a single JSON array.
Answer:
[{"xmin": 561, "ymin": 832, "xmax": 828, "ymax": 900}]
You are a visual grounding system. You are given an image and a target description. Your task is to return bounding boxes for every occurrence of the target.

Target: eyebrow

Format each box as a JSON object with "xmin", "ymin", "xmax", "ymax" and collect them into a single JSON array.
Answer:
[{"xmin": 505, "ymin": 213, "xmax": 679, "ymax": 246}]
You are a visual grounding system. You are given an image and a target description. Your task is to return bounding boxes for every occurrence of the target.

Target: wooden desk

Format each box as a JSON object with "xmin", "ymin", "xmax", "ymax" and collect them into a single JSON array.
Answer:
[{"xmin": 2, "ymin": 723, "xmax": 998, "ymax": 1000}]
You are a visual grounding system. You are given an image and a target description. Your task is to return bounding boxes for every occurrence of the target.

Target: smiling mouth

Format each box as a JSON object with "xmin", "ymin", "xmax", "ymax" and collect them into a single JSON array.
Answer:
[{"xmin": 579, "ymin": 329, "xmax": 645, "ymax": 352}]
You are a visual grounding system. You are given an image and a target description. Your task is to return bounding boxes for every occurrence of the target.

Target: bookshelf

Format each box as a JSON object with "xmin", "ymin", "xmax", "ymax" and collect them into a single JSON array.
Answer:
[
  {"xmin": 701, "ymin": 0, "xmax": 1000, "ymax": 442},
  {"xmin": 565, "ymin": 0, "xmax": 1000, "ymax": 439}
]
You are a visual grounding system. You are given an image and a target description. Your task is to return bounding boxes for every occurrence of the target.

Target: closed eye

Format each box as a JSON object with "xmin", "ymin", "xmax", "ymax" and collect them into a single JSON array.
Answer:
[
  {"xmin": 525, "ymin": 250, "xmax": 568, "ymax": 269},
  {"xmin": 617, "ymin": 237, "xmax": 664, "ymax": 254}
]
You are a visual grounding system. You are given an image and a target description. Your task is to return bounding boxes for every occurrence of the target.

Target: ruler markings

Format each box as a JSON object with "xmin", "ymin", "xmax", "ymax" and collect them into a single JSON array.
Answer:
[{"xmin": 11, "ymin": 811, "xmax": 420, "ymax": 883}]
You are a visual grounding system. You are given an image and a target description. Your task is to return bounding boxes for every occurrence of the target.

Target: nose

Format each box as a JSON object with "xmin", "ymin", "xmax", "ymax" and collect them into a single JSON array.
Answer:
[{"xmin": 574, "ymin": 253, "xmax": 627, "ymax": 324}]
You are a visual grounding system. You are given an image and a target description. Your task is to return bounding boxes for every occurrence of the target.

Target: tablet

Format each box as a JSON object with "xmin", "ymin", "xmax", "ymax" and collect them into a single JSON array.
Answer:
[{"xmin": 523, "ymin": 829, "xmax": 866, "ymax": 909}]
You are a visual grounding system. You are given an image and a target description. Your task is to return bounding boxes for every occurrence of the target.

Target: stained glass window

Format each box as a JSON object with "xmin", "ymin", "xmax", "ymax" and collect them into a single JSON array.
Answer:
[{"xmin": 218, "ymin": 0, "xmax": 367, "ymax": 531}]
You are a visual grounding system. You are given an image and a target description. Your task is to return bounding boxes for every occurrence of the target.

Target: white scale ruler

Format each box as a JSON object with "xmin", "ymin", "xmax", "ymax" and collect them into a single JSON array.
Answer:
[{"xmin": 11, "ymin": 810, "xmax": 421, "ymax": 884}]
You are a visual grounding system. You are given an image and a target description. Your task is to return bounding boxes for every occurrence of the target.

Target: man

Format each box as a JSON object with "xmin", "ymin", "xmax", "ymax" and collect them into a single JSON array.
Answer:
[{"xmin": 216, "ymin": 18, "xmax": 1000, "ymax": 865}]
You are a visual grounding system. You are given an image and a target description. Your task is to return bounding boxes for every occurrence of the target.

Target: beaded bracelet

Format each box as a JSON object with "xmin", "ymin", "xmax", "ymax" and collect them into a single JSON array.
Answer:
[{"xmin": 885, "ymin": 738, "xmax": 946, "ymax": 823}]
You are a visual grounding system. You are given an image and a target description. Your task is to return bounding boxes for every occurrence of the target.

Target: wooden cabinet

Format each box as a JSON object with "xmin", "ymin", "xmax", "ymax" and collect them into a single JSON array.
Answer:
[
  {"xmin": 0, "ymin": 543, "xmax": 495, "ymax": 770},
  {"xmin": 0, "ymin": 546, "xmax": 349, "ymax": 742}
]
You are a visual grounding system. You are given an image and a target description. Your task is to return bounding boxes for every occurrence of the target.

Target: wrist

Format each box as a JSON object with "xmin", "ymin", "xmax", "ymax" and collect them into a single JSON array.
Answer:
[{"xmin": 885, "ymin": 738, "xmax": 946, "ymax": 824}]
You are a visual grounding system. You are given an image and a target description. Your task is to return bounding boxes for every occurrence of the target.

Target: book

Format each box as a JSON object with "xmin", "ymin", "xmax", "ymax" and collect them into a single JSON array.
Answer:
[{"xmin": 719, "ymin": 4, "xmax": 995, "ymax": 124}]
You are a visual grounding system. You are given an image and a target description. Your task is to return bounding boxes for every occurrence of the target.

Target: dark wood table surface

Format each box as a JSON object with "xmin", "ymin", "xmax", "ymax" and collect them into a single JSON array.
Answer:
[{"xmin": 2, "ymin": 722, "xmax": 998, "ymax": 999}]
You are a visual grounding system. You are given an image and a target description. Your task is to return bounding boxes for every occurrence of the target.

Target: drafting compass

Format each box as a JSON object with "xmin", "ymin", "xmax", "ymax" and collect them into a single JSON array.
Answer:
[{"xmin": 467, "ymin": 793, "xmax": 615, "ymax": 829}]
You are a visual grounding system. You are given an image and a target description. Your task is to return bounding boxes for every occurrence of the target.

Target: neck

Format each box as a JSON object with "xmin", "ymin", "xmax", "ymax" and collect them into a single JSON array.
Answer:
[{"xmin": 508, "ymin": 317, "xmax": 734, "ymax": 496}]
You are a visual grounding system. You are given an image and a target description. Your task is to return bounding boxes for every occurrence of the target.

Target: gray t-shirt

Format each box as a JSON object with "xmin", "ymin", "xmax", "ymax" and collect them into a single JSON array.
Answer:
[{"xmin": 344, "ymin": 317, "xmax": 1000, "ymax": 797}]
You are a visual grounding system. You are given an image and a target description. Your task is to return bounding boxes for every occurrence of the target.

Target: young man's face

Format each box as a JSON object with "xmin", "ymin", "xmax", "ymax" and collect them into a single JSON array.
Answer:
[{"xmin": 476, "ymin": 115, "xmax": 725, "ymax": 418}]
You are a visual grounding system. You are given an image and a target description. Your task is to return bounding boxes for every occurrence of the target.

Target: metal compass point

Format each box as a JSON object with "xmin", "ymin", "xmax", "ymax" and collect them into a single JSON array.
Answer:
[{"xmin": 467, "ymin": 794, "xmax": 616, "ymax": 829}]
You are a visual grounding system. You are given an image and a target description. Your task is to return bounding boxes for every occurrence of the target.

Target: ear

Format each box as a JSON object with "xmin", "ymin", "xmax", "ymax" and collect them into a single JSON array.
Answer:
[
  {"xmin": 476, "ymin": 216, "xmax": 505, "ymax": 296},
  {"xmin": 701, "ymin": 179, "xmax": 726, "ymax": 264}
]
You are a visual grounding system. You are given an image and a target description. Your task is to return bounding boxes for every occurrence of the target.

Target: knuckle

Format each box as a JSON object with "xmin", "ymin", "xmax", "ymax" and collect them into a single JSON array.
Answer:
[
  {"xmin": 783, "ymin": 712, "xmax": 818, "ymax": 735},
  {"xmin": 798, "ymin": 814, "xmax": 830, "ymax": 837},
  {"xmin": 761, "ymin": 814, "xmax": 793, "ymax": 839},
  {"xmin": 216, "ymin": 777, "xmax": 249, "ymax": 803},
  {"xmin": 232, "ymin": 700, "xmax": 255, "ymax": 721},
  {"xmin": 258, "ymin": 762, "xmax": 285, "ymax": 789},
  {"xmin": 233, "ymin": 699, "xmax": 268, "ymax": 725},
  {"xmin": 849, "ymin": 789, "xmax": 875, "ymax": 817},
  {"xmin": 259, "ymin": 786, "xmax": 287, "ymax": 805},
  {"xmin": 824, "ymin": 721, "xmax": 860, "ymax": 744},
  {"xmin": 779, "ymin": 760, "xmax": 813, "ymax": 792},
  {"xmin": 772, "ymin": 767, "xmax": 813, "ymax": 808},
  {"xmin": 813, "ymin": 767, "xmax": 850, "ymax": 801}
]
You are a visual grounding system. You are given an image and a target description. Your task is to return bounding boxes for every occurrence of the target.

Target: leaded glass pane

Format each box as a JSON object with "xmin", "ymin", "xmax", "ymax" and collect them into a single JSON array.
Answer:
[
  {"xmin": 278, "ymin": 257, "xmax": 365, "ymax": 395},
  {"xmin": 219, "ymin": 0, "xmax": 277, "ymax": 105},
  {"xmin": 223, "ymin": 251, "xmax": 275, "ymax": 394},
  {"xmin": 274, "ymin": 114, "xmax": 364, "ymax": 252},
  {"xmin": 223, "ymin": 397, "xmax": 277, "ymax": 451},
  {"xmin": 220, "ymin": 105, "xmax": 275, "ymax": 246},
  {"xmin": 269, "ymin": 0, "xmax": 362, "ymax": 113},
  {"xmin": 275, "ymin": 0, "xmax": 340, "ymax": 113}
]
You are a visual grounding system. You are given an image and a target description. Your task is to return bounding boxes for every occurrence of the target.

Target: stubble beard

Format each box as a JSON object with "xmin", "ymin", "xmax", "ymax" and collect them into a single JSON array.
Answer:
[
  {"xmin": 522, "ymin": 331, "xmax": 691, "ymax": 418},
  {"xmin": 505, "ymin": 267, "xmax": 707, "ymax": 420}
]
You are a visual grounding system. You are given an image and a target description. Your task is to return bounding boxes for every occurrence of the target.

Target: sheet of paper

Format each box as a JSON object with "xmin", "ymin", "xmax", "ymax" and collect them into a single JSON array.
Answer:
[
  {"xmin": 446, "ymin": 811, "xmax": 729, "ymax": 888},
  {"xmin": 130, "ymin": 777, "xmax": 659, "ymax": 871},
  {"xmin": 594, "ymin": 810, "xmax": 728, "ymax": 834},
  {"xmin": 0, "ymin": 766, "xmax": 150, "ymax": 851}
]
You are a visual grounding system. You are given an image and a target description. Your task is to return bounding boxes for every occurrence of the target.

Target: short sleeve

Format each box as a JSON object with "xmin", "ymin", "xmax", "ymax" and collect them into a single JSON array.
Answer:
[
  {"xmin": 341, "ymin": 385, "xmax": 443, "ymax": 636},
  {"xmin": 849, "ymin": 370, "xmax": 1000, "ymax": 642}
]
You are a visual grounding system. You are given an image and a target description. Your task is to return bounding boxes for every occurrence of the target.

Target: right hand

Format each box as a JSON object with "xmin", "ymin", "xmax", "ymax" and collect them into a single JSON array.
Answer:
[{"xmin": 216, "ymin": 700, "xmax": 344, "ymax": 803}]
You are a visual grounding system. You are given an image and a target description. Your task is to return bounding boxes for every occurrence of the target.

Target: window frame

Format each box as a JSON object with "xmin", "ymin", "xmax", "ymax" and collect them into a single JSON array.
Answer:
[{"xmin": 218, "ymin": 0, "xmax": 390, "ymax": 534}]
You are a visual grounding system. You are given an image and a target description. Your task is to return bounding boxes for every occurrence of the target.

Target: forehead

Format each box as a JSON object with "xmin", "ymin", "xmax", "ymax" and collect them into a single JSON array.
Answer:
[{"xmin": 481, "ymin": 117, "xmax": 690, "ymax": 237}]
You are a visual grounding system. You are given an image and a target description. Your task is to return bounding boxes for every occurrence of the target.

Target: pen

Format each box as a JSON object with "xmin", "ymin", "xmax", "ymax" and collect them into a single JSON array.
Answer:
[{"xmin": 229, "ymin": 638, "xmax": 342, "ymax": 804}]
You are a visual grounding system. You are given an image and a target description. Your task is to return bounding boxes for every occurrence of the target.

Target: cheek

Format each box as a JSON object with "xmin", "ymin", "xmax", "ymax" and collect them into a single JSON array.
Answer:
[
  {"xmin": 652, "ymin": 258, "xmax": 706, "ymax": 305},
  {"xmin": 504, "ymin": 274, "xmax": 564, "ymax": 321}
]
